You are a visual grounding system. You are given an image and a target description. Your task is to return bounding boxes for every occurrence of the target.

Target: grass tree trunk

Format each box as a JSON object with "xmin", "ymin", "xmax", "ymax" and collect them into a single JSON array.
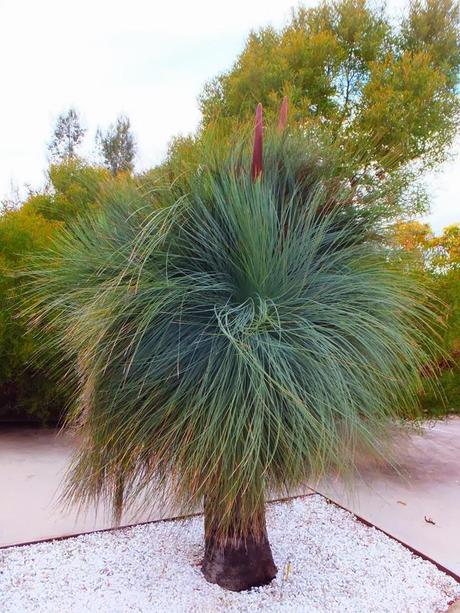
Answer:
[{"xmin": 202, "ymin": 497, "xmax": 277, "ymax": 591}]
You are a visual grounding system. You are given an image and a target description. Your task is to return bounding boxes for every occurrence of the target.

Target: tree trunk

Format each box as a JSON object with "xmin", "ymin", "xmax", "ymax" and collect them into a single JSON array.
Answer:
[{"xmin": 201, "ymin": 501, "xmax": 277, "ymax": 592}]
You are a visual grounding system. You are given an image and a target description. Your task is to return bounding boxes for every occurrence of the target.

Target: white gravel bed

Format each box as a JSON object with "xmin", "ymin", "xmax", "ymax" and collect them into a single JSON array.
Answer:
[{"xmin": 1, "ymin": 494, "xmax": 458, "ymax": 613}]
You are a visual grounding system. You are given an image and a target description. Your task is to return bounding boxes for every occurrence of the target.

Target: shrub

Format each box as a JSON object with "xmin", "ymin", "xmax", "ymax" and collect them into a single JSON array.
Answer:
[{"xmin": 24, "ymin": 117, "xmax": 436, "ymax": 589}]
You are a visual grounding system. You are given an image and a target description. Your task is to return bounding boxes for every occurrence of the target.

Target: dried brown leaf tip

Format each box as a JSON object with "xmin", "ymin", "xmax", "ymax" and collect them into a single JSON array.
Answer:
[{"xmin": 251, "ymin": 103, "xmax": 263, "ymax": 181}]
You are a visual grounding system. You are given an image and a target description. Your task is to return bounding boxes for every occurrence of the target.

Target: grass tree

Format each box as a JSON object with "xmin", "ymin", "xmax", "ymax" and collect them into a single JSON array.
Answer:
[{"xmin": 24, "ymin": 102, "xmax": 434, "ymax": 591}]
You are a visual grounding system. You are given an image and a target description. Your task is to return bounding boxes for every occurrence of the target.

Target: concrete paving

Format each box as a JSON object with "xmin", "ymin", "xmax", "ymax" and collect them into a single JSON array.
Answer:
[
  {"xmin": 0, "ymin": 427, "xmax": 171, "ymax": 547},
  {"xmin": 1, "ymin": 418, "xmax": 460, "ymax": 582},
  {"xmin": 314, "ymin": 417, "xmax": 460, "ymax": 577}
]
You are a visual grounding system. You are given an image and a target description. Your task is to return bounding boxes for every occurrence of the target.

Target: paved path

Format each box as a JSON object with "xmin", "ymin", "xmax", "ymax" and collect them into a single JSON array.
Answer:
[
  {"xmin": 0, "ymin": 427, "xmax": 173, "ymax": 547},
  {"xmin": 314, "ymin": 417, "xmax": 460, "ymax": 577},
  {"xmin": 1, "ymin": 418, "xmax": 459, "ymax": 579}
]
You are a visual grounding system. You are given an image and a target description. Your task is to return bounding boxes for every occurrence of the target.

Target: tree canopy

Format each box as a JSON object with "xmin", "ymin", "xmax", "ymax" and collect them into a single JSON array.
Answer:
[
  {"xmin": 48, "ymin": 108, "xmax": 86, "ymax": 163},
  {"xmin": 197, "ymin": 0, "xmax": 460, "ymax": 213},
  {"xmin": 96, "ymin": 115, "xmax": 136, "ymax": 176},
  {"xmin": 0, "ymin": 206, "xmax": 63, "ymax": 421},
  {"xmin": 392, "ymin": 220, "xmax": 460, "ymax": 413},
  {"xmin": 0, "ymin": 161, "xmax": 126, "ymax": 422},
  {"xmin": 24, "ymin": 161, "xmax": 110, "ymax": 223}
]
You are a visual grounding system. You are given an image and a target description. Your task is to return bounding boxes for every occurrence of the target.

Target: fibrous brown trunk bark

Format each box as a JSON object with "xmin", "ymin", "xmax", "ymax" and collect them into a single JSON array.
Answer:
[{"xmin": 201, "ymin": 501, "xmax": 277, "ymax": 592}]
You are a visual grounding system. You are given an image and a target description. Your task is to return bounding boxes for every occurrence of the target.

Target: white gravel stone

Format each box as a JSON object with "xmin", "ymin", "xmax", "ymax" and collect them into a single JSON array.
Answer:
[{"xmin": 0, "ymin": 495, "xmax": 458, "ymax": 613}]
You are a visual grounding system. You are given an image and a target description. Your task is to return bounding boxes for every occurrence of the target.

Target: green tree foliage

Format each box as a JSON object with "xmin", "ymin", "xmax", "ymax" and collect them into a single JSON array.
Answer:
[
  {"xmin": 392, "ymin": 220, "xmax": 460, "ymax": 414},
  {"xmin": 401, "ymin": 0, "xmax": 460, "ymax": 86},
  {"xmin": 96, "ymin": 115, "xmax": 136, "ymax": 176},
  {"xmin": 48, "ymin": 108, "xmax": 86, "ymax": 163},
  {"xmin": 0, "ymin": 208, "xmax": 64, "ymax": 422},
  {"xmin": 197, "ymin": 0, "xmax": 460, "ymax": 215},
  {"xmin": 25, "ymin": 161, "xmax": 110, "ymax": 223},
  {"xmin": 24, "ymin": 131, "xmax": 436, "ymax": 589},
  {"xmin": 0, "ymin": 162, "xmax": 118, "ymax": 422}
]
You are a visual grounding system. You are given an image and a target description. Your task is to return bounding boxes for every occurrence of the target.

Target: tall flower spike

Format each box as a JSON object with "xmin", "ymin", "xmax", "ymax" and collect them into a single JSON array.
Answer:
[
  {"xmin": 277, "ymin": 96, "xmax": 288, "ymax": 133},
  {"xmin": 251, "ymin": 103, "xmax": 263, "ymax": 181}
]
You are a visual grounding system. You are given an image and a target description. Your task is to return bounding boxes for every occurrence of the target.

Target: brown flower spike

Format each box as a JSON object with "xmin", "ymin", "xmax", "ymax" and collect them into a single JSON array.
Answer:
[
  {"xmin": 251, "ymin": 103, "xmax": 264, "ymax": 181},
  {"xmin": 251, "ymin": 99, "xmax": 289, "ymax": 181}
]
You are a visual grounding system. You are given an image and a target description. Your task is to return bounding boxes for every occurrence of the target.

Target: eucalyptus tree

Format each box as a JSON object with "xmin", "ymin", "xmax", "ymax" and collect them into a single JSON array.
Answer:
[
  {"xmin": 25, "ymin": 103, "xmax": 434, "ymax": 591},
  {"xmin": 96, "ymin": 115, "xmax": 136, "ymax": 176},
  {"xmin": 48, "ymin": 109, "xmax": 86, "ymax": 163},
  {"xmin": 200, "ymin": 0, "xmax": 460, "ymax": 175},
  {"xmin": 185, "ymin": 0, "xmax": 460, "ymax": 221}
]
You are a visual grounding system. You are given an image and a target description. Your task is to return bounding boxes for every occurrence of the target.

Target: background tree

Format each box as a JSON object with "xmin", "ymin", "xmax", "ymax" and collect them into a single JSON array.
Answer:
[
  {"xmin": 392, "ymin": 220, "xmax": 460, "ymax": 414},
  {"xmin": 195, "ymin": 0, "xmax": 460, "ymax": 218},
  {"xmin": 0, "ymin": 207, "xmax": 64, "ymax": 422},
  {"xmin": 96, "ymin": 115, "xmax": 136, "ymax": 176},
  {"xmin": 25, "ymin": 161, "xmax": 110, "ymax": 223},
  {"xmin": 48, "ymin": 108, "xmax": 86, "ymax": 163},
  {"xmin": 0, "ymin": 181, "xmax": 22, "ymax": 214},
  {"xmin": 0, "ymin": 160, "xmax": 117, "ymax": 422}
]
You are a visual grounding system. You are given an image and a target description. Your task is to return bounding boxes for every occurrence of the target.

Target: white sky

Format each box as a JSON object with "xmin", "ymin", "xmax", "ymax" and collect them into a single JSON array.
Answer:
[{"xmin": 0, "ymin": 0, "xmax": 458, "ymax": 232}]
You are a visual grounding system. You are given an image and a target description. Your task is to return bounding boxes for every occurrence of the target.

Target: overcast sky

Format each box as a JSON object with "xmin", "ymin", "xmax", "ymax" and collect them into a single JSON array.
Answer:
[{"xmin": 1, "ymin": 0, "xmax": 458, "ymax": 232}]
